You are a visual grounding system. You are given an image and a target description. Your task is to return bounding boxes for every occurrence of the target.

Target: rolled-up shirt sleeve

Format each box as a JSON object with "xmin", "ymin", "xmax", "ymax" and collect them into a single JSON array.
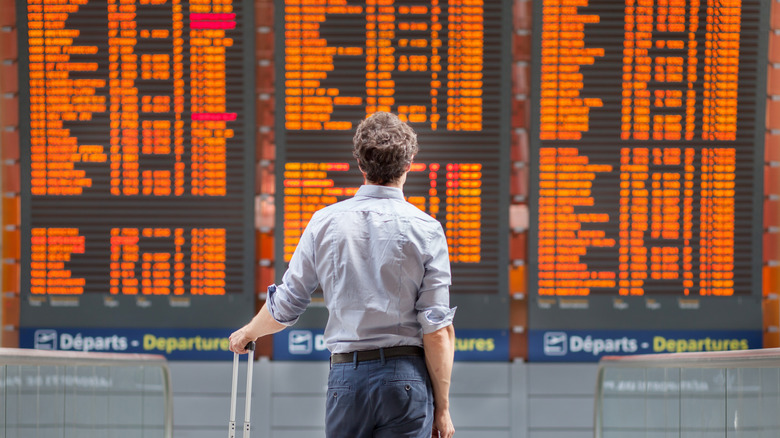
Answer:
[
  {"xmin": 267, "ymin": 219, "xmax": 320, "ymax": 326},
  {"xmin": 417, "ymin": 306, "xmax": 457, "ymax": 334},
  {"xmin": 415, "ymin": 223, "xmax": 456, "ymax": 334}
]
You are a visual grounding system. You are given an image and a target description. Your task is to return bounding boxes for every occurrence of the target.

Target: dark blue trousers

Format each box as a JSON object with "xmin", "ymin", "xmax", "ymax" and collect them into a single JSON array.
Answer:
[{"xmin": 325, "ymin": 354, "xmax": 434, "ymax": 438}]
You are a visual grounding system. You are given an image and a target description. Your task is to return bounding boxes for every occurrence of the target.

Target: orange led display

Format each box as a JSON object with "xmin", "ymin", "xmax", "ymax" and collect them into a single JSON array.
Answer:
[
  {"xmin": 539, "ymin": 0, "xmax": 604, "ymax": 141},
  {"xmin": 30, "ymin": 228, "xmax": 86, "ymax": 295},
  {"xmin": 282, "ymin": 161, "xmax": 483, "ymax": 263},
  {"xmin": 538, "ymin": 146, "xmax": 741, "ymax": 297},
  {"xmin": 444, "ymin": 163, "xmax": 482, "ymax": 263},
  {"xmin": 20, "ymin": 0, "xmax": 253, "ymax": 317},
  {"xmin": 620, "ymin": 0, "xmax": 741, "ymax": 142},
  {"xmin": 28, "ymin": 0, "xmax": 106, "ymax": 197},
  {"xmin": 617, "ymin": 147, "xmax": 697, "ymax": 296},
  {"xmin": 283, "ymin": 0, "xmax": 483, "ymax": 132},
  {"xmin": 540, "ymin": 0, "xmax": 743, "ymax": 144},
  {"xmin": 280, "ymin": 0, "xmax": 507, "ymax": 296},
  {"xmin": 28, "ymin": 0, "xmax": 235, "ymax": 199},
  {"xmin": 533, "ymin": 0, "xmax": 760, "ymax": 299},
  {"xmin": 537, "ymin": 148, "xmax": 616, "ymax": 296},
  {"xmin": 699, "ymin": 147, "xmax": 736, "ymax": 296}
]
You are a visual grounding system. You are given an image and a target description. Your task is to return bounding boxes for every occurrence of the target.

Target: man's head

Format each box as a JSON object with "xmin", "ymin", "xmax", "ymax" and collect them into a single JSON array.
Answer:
[{"xmin": 352, "ymin": 112, "xmax": 418, "ymax": 185}]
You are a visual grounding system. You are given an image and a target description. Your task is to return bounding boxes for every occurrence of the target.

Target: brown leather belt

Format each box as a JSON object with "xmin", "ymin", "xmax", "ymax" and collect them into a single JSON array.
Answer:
[{"xmin": 330, "ymin": 346, "xmax": 424, "ymax": 364}]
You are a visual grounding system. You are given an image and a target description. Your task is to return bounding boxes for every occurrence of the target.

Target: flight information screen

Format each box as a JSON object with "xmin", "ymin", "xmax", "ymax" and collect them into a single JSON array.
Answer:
[
  {"xmin": 276, "ymin": 0, "xmax": 511, "ymax": 301},
  {"xmin": 18, "ymin": 0, "xmax": 255, "ymax": 329},
  {"xmin": 529, "ymin": 0, "xmax": 766, "ymax": 339}
]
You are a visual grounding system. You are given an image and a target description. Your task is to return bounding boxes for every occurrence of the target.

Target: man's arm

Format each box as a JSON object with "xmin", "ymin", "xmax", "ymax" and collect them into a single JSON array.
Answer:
[
  {"xmin": 228, "ymin": 302, "xmax": 287, "ymax": 354},
  {"xmin": 423, "ymin": 324, "xmax": 455, "ymax": 438},
  {"xmin": 229, "ymin": 213, "xmax": 322, "ymax": 355}
]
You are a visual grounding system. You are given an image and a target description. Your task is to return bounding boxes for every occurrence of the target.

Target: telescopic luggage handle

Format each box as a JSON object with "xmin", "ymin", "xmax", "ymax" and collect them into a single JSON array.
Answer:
[{"xmin": 229, "ymin": 341, "xmax": 255, "ymax": 438}]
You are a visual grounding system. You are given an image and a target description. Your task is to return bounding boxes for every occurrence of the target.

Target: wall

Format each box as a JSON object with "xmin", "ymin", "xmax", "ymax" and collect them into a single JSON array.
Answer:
[{"xmin": 0, "ymin": 0, "xmax": 18, "ymax": 345}]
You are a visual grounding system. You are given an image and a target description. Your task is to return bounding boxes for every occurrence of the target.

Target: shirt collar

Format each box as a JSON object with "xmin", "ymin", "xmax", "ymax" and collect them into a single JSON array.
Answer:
[{"xmin": 355, "ymin": 184, "xmax": 405, "ymax": 200}]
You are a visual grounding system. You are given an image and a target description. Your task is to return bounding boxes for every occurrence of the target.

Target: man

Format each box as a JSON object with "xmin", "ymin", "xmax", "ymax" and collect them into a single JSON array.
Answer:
[{"xmin": 229, "ymin": 111, "xmax": 456, "ymax": 438}]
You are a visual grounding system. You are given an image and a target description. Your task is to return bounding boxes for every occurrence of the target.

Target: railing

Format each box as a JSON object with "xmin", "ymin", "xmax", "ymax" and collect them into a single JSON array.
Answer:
[
  {"xmin": 594, "ymin": 348, "xmax": 780, "ymax": 438},
  {"xmin": 0, "ymin": 347, "xmax": 173, "ymax": 437}
]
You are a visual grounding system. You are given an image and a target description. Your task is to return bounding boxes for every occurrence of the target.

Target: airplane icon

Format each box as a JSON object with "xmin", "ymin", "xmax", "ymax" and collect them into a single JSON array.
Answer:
[
  {"xmin": 289, "ymin": 330, "xmax": 313, "ymax": 354},
  {"xmin": 543, "ymin": 332, "xmax": 567, "ymax": 356},
  {"xmin": 34, "ymin": 330, "xmax": 58, "ymax": 350}
]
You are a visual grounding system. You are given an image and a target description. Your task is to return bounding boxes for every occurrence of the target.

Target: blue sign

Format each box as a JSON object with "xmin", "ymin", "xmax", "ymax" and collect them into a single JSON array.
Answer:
[
  {"xmin": 528, "ymin": 329, "xmax": 764, "ymax": 362},
  {"xmin": 20, "ymin": 327, "xmax": 512, "ymax": 361},
  {"xmin": 273, "ymin": 329, "xmax": 509, "ymax": 361},
  {"xmin": 20, "ymin": 328, "xmax": 234, "ymax": 360}
]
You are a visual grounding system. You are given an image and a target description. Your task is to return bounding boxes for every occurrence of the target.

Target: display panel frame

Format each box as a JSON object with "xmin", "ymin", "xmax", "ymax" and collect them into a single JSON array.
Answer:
[
  {"xmin": 273, "ymin": 0, "xmax": 513, "ymax": 332},
  {"xmin": 527, "ymin": 0, "xmax": 767, "ymax": 334},
  {"xmin": 16, "ymin": 0, "xmax": 257, "ymax": 330}
]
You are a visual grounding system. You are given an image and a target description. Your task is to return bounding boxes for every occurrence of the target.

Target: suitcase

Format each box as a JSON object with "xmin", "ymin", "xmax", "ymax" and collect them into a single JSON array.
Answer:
[{"xmin": 229, "ymin": 341, "xmax": 255, "ymax": 438}]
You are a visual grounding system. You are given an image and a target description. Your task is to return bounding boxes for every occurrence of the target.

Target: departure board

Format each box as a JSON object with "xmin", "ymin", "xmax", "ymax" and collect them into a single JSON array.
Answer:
[
  {"xmin": 529, "ymin": 0, "xmax": 766, "ymax": 337},
  {"xmin": 17, "ymin": 0, "xmax": 255, "ymax": 329},
  {"xmin": 275, "ymin": 0, "xmax": 511, "ymax": 328}
]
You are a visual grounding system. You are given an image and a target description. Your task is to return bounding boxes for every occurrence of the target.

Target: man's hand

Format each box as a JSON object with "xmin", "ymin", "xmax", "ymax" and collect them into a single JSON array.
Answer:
[
  {"xmin": 423, "ymin": 325, "xmax": 455, "ymax": 437},
  {"xmin": 431, "ymin": 407, "xmax": 454, "ymax": 438},
  {"xmin": 228, "ymin": 303, "xmax": 288, "ymax": 354},
  {"xmin": 228, "ymin": 326, "xmax": 257, "ymax": 354}
]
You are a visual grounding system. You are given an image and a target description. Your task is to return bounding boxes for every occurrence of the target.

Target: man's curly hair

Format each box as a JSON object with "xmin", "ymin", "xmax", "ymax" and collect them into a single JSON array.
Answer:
[{"xmin": 352, "ymin": 112, "xmax": 418, "ymax": 185}]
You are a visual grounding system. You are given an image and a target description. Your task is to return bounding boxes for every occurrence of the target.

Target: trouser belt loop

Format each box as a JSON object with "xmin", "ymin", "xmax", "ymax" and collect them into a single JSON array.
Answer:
[
  {"xmin": 353, "ymin": 351, "xmax": 358, "ymax": 369},
  {"xmin": 379, "ymin": 347, "xmax": 386, "ymax": 366}
]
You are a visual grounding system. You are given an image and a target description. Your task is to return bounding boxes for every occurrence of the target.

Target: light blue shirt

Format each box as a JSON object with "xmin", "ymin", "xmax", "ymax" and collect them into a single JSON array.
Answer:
[{"xmin": 268, "ymin": 184, "xmax": 455, "ymax": 354}]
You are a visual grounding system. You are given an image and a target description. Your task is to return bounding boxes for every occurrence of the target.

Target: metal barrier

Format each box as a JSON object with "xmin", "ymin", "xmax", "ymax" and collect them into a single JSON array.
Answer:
[
  {"xmin": 0, "ymin": 347, "xmax": 173, "ymax": 437},
  {"xmin": 595, "ymin": 348, "xmax": 780, "ymax": 438}
]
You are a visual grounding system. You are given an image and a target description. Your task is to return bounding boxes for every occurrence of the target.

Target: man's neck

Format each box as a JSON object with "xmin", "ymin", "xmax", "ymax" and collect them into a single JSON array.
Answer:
[
  {"xmin": 365, "ymin": 180, "xmax": 403, "ymax": 189},
  {"xmin": 364, "ymin": 173, "xmax": 406, "ymax": 190}
]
